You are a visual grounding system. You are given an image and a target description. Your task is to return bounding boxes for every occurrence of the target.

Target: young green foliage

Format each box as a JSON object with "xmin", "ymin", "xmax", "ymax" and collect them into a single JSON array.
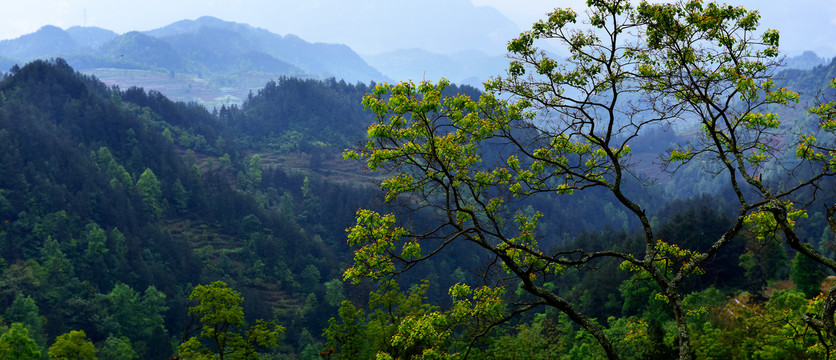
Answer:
[
  {"xmin": 0, "ymin": 323, "xmax": 42, "ymax": 360},
  {"xmin": 344, "ymin": 1, "xmax": 836, "ymax": 359},
  {"xmin": 177, "ymin": 281, "xmax": 284, "ymax": 360},
  {"xmin": 48, "ymin": 330, "xmax": 97, "ymax": 360}
]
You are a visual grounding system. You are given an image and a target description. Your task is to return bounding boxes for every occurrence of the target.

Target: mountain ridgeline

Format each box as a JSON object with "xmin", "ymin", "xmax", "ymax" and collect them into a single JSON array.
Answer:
[
  {"xmin": 0, "ymin": 17, "xmax": 389, "ymax": 111},
  {"xmin": 0, "ymin": 17, "xmax": 383, "ymax": 83}
]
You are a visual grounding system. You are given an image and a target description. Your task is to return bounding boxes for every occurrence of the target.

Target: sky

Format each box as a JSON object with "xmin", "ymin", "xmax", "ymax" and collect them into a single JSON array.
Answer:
[{"xmin": 0, "ymin": 0, "xmax": 834, "ymax": 58}]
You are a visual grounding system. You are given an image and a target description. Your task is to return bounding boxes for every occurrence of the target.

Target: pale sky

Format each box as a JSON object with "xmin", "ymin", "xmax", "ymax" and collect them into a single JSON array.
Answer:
[{"xmin": 0, "ymin": 0, "xmax": 834, "ymax": 58}]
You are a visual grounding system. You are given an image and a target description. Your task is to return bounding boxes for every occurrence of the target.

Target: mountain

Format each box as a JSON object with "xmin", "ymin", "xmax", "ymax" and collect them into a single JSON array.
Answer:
[
  {"xmin": 783, "ymin": 51, "xmax": 829, "ymax": 70},
  {"xmin": 0, "ymin": 55, "xmax": 15, "ymax": 72},
  {"xmin": 147, "ymin": 16, "xmax": 382, "ymax": 81},
  {"xmin": 361, "ymin": 48, "xmax": 533, "ymax": 88},
  {"xmin": 3, "ymin": 46, "xmax": 836, "ymax": 358},
  {"xmin": 0, "ymin": 58, "xmax": 369, "ymax": 358},
  {"xmin": 0, "ymin": 17, "xmax": 386, "ymax": 108},
  {"xmin": 247, "ymin": 0, "xmax": 521, "ymax": 56},
  {"xmin": 99, "ymin": 31, "xmax": 192, "ymax": 72},
  {"xmin": 0, "ymin": 25, "xmax": 82, "ymax": 60},
  {"xmin": 0, "ymin": 17, "xmax": 384, "ymax": 83},
  {"xmin": 65, "ymin": 26, "xmax": 118, "ymax": 48},
  {"xmin": 148, "ymin": 20, "xmax": 302, "ymax": 77},
  {"xmin": 778, "ymin": 56, "xmax": 836, "ymax": 97}
]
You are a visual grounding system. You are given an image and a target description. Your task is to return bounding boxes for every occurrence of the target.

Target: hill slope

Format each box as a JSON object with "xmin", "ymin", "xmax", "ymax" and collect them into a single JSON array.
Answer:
[{"xmin": 0, "ymin": 59, "xmax": 373, "ymax": 358}]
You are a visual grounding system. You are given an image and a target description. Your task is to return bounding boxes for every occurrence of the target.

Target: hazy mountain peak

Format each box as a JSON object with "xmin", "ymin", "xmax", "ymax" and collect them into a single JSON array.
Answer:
[
  {"xmin": 35, "ymin": 25, "xmax": 64, "ymax": 34},
  {"xmin": 0, "ymin": 25, "xmax": 79, "ymax": 60},
  {"xmin": 65, "ymin": 26, "xmax": 118, "ymax": 48},
  {"xmin": 783, "ymin": 51, "xmax": 828, "ymax": 70},
  {"xmin": 145, "ymin": 16, "xmax": 267, "ymax": 39},
  {"xmin": 195, "ymin": 15, "xmax": 230, "ymax": 25}
]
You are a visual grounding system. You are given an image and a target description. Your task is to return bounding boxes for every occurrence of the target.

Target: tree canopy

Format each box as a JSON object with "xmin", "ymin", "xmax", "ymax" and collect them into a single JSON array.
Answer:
[
  {"xmin": 177, "ymin": 281, "xmax": 284, "ymax": 360},
  {"xmin": 343, "ymin": 1, "xmax": 836, "ymax": 359}
]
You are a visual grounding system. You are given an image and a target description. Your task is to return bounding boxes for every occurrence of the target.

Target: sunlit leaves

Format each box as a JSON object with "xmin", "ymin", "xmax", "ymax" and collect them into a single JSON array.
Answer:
[
  {"xmin": 351, "ymin": 80, "xmax": 521, "ymax": 194},
  {"xmin": 620, "ymin": 239, "xmax": 705, "ymax": 278},
  {"xmin": 765, "ymin": 85, "xmax": 800, "ymax": 104},
  {"xmin": 809, "ymin": 79, "xmax": 836, "ymax": 130},
  {"xmin": 508, "ymin": 61, "xmax": 526, "ymax": 77},
  {"xmin": 380, "ymin": 284, "xmax": 506, "ymax": 360},
  {"xmin": 401, "ymin": 240, "xmax": 422, "ymax": 261},
  {"xmin": 189, "ymin": 281, "xmax": 245, "ymax": 331},
  {"xmin": 793, "ymin": 78, "xmax": 836, "ymax": 170},
  {"xmin": 747, "ymin": 151, "xmax": 768, "ymax": 166},
  {"xmin": 669, "ymin": 147, "xmax": 693, "ymax": 162},
  {"xmin": 739, "ymin": 112, "xmax": 780, "ymax": 129},
  {"xmin": 762, "ymin": 29, "xmax": 780, "ymax": 49},
  {"xmin": 744, "ymin": 202, "xmax": 808, "ymax": 242},
  {"xmin": 344, "ymin": 210, "xmax": 409, "ymax": 284},
  {"xmin": 635, "ymin": 0, "xmax": 786, "ymax": 123},
  {"xmin": 795, "ymin": 135, "xmax": 826, "ymax": 162},
  {"xmin": 180, "ymin": 281, "xmax": 284, "ymax": 359},
  {"xmin": 342, "ymin": 1, "xmax": 828, "ymax": 359},
  {"xmin": 507, "ymin": 34, "xmax": 535, "ymax": 56},
  {"xmin": 381, "ymin": 174, "xmax": 416, "ymax": 202}
]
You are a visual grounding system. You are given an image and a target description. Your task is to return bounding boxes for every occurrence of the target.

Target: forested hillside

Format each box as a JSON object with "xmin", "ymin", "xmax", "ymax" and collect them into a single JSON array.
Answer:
[
  {"xmin": 0, "ymin": 59, "xmax": 378, "ymax": 358},
  {"xmin": 0, "ymin": 36, "xmax": 836, "ymax": 359}
]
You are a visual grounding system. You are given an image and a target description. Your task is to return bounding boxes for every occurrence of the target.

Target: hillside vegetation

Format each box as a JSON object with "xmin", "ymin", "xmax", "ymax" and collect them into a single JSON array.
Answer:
[{"xmin": 1, "ymin": 7, "xmax": 836, "ymax": 357}]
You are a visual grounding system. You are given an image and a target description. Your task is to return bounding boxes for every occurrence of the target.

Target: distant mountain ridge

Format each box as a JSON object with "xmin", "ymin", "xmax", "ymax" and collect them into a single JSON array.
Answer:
[
  {"xmin": 0, "ymin": 25, "xmax": 82, "ymax": 60},
  {"xmin": 0, "ymin": 16, "xmax": 383, "ymax": 83},
  {"xmin": 0, "ymin": 17, "xmax": 386, "ymax": 107},
  {"xmin": 146, "ymin": 16, "xmax": 381, "ymax": 81},
  {"xmin": 362, "ymin": 48, "xmax": 510, "ymax": 88},
  {"xmin": 65, "ymin": 26, "xmax": 119, "ymax": 48},
  {"xmin": 783, "ymin": 51, "xmax": 830, "ymax": 71},
  {"xmin": 2, "ymin": 16, "xmax": 830, "ymax": 108}
]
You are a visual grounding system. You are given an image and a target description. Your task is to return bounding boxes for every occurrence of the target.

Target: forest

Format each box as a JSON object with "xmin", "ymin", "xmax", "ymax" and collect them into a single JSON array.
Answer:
[{"xmin": 2, "ymin": 1, "xmax": 836, "ymax": 359}]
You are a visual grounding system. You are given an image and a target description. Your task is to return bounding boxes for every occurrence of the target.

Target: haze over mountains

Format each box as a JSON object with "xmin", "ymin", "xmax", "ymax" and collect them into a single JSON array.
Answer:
[
  {"xmin": 0, "ymin": 17, "xmax": 381, "ymax": 106},
  {"xmin": 0, "ymin": 13, "xmax": 832, "ymax": 109},
  {"xmin": 0, "ymin": 16, "xmax": 516, "ymax": 107}
]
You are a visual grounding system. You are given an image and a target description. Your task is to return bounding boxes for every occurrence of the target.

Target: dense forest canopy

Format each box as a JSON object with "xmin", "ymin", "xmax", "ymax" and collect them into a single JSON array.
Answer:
[{"xmin": 0, "ymin": 1, "xmax": 836, "ymax": 359}]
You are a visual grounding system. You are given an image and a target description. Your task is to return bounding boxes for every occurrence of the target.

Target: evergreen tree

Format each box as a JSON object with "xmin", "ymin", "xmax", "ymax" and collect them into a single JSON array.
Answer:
[
  {"xmin": 3, "ymin": 293, "xmax": 45, "ymax": 347},
  {"xmin": 790, "ymin": 249, "xmax": 827, "ymax": 298},
  {"xmin": 136, "ymin": 168, "xmax": 162, "ymax": 219}
]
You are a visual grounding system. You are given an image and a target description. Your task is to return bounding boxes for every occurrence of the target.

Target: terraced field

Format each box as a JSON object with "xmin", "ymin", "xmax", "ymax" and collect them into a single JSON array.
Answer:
[{"xmin": 82, "ymin": 67, "xmax": 280, "ymax": 109}]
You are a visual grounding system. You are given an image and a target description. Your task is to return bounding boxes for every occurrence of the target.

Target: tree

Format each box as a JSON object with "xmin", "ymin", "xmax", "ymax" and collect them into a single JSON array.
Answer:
[
  {"xmin": 172, "ymin": 178, "xmax": 189, "ymax": 214},
  {"xmin": 176, "ymin": 281, "xmax": 284, "ymax": 360},
  {"xmin": 82, "ymin": 222, "xmax": 108, "ymax": 258},
  {"xmin": 0, "ymin": 323, "xmax": 42, "ymax": 360},
  {"xmin": 99, "ymin": 335, "xmax": 138, "ymax": 360},
  {"xmin": 323, "ymin": 279, "xmax": 504, "ymax": 360},
  {"xmin": 790, "ymin": 249, "xmax": 827, "ymax": 298},
  {"xmin": 237, "ymin": 155, "xmax": 262, "ymax": 191},
  {"xmin": 102, "ymin": 282, "xmax": 168, "ymax": 357},
  {"xmin": 343, "ymin": 1, "xmax": 818, "ymax": 359},
  {"xmin": 763, "ymin": 77, "xmax": 836, "ymax": 355},
  {"xmin": 136, "ymin": 168, "xmax": 162, "ymax": 218},
  {"xmin": 95, "ymin": 147, "xmax": 133, "ymax": 192},
  {"xmin": 3, "ymin": 293, "xmax": 45, "ymax": 347},
  {"xmin": 48, "ymin": 330, "xmax": 96, "ymax": 360}
]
